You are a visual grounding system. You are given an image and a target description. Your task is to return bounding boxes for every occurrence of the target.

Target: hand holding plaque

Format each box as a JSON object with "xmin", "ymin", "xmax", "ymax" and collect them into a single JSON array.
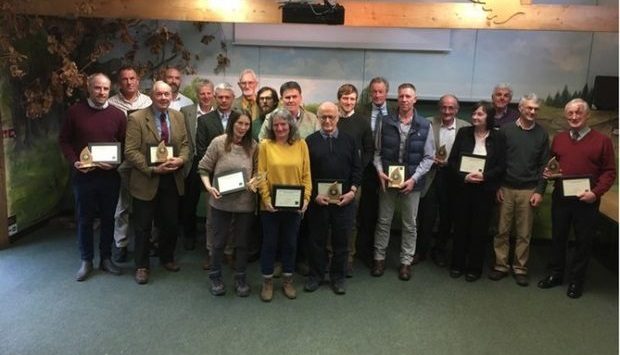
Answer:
[
  {"xmin": 388, "ymin": 165, "xmax": 405, "ymax": 188},
  {"xmin": 544, "ymin": 157, "xmax": 562, "ymax": 179},
  {"xmin": 436, "ymin": 144, "xmax": 448, "ymax": 163},
  {"xmin": 78, "ymin": 146, "xmax": 95, "ymax": 168},
  {"xmin": 317, "ymin": 181, "xmax": 342, "ymax": 204},
  {"xmin": 247, "ymin": 172, "xmax": 267, "ymax": 193},
  {"xmin": 148, "ymin": 141, "xmax": 174, "ymax": 166}
]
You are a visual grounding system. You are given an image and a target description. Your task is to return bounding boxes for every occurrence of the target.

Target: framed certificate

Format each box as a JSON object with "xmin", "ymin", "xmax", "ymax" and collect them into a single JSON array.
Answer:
[
  {"xmin": 147, "ymin": 144, "xmax": 174, "ymax": 166},
  {"xmin": 214, "ymin": 170, "xmax": 246, "ymax": 195},
  {"xmin": 459, "ymin": 153, "xmax": 486, "ymax": 173},
  {"xmin": 89, "ymin": 142, "xmax": 121, "ymax": 164},
  {"xmin": 562, "ymin": 176, "xmax": 591, "ymax": 197},
  {"xmin": 388, "ymin": 165, "xmax": 405, "ymax": 188},
  {"xmin": 317, "ymin": 180, "xmax": 343, "ymax": 204},
  {"xmin": 271, "ymin": 184, "xmax": 305, "ymax": 210}
]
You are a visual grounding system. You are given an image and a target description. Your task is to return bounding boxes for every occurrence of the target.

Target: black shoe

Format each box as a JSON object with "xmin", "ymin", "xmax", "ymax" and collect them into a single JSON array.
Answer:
[
  {"xmin": 76, "ymin": 261, "xmax": 93, "ymax": 282},
  {"xmin": 114, "ymin": 246, "xmax": 128, "ymax": 263},
  {"xmin": 514, "ymin": 274, "xmax": 529, "ymax": 287},
  {"xmin": 537, "ymin": 275, "xmax": 563, "ymax": 289},
  {"xmin": 331, "ymin": 280, "xmax": 346, "ymax": 295},
  {"xmin": 488, "ymin": 269, "xmax": 508, "ymax": 281},
  {"xmin": 465, "ymin": 273, "xmax": 480, "ymax": 282},
  {"xmin": 209, "ymin": 273, "xmax": 226, "ymax": 296},
  {"xmin": 431, "ymin": 250, "xmax": 447, "ymax": 268},
  {"xmin": 99, "ymin": 259, "xmax": 121, "ymax": 275},
  {"xmin": 449, "ymin": 269, "xmax": 463, "ymax": 278},
  {"xmin": 304, "ymin": 277, "xmax": 320, "ymax": 292},
  {"xmin": 566, "ymin": 283, "xmax": 583, "ymax": 299},
  {"xmin": 234, "ymin": 273, "xmax": 250, "ymax": 297},
  {"xmin": 183, "ymin": 238, "xmax": 196, "ymax": 251}
]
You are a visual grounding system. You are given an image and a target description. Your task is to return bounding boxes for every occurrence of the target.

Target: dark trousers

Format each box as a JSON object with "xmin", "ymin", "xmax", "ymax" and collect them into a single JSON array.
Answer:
[
  {"xmin": 357, "ymin": 164, "xmax": 380, "ymax": 263},
  {"xmin": 73, "ymin": 172, "xmax": 120, "ymax": 261},
  {"xmin": 181, "ymin": 157, "xmax": 202, "ymax": 240},
  {"xmin": 307, "ymin": 202, "xmax": 355, "ymax": 282},
  {"xmin": 133, "ymin": 175, "xmax": 180, "ymax": 269},
  {"xmin": 549, "ymin": 191, "xmax": 600, "ymax": 284},
  {"xmin": 451, "ymin": 185, "xmax": 494, "ymax": 275},
  {"xmin": 260, "ymin": 211, "xmax": 301, "ymax": 275},
  {"xmin": 417, "ymin": 167, "xmax": 454, "ymax": 256},
  {"xmin": 210, "ymin": 208, "xmax": 253, "ymax": 274}
]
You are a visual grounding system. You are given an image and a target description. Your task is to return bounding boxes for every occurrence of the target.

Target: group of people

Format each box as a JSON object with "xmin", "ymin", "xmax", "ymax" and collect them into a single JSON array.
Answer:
[{"xmin": 59, "ymin": 66, "xmax": 616, "ymax": 301}]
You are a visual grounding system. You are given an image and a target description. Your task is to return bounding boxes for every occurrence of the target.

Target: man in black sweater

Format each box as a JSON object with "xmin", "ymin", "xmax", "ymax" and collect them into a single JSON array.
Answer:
[
  {"xmin": 335, "ymin": 84, "xmax": 374, "ymax": 276},
  {"xmin": 305, "ymin": 102, "xmax": 362, "ymax": 295}
]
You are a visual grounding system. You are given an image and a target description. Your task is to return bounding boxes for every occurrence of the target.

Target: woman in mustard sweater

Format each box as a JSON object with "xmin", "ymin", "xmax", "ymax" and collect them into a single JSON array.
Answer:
[{"xmin": 257, "ymin": 108, "xmax": 312, "ymax": 302}]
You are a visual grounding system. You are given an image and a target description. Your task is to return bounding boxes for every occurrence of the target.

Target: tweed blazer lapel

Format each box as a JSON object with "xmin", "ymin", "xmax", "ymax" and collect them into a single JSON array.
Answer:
[{"xmin": 145, "ymin": 109, "xmax": 163, "ymax": 143}]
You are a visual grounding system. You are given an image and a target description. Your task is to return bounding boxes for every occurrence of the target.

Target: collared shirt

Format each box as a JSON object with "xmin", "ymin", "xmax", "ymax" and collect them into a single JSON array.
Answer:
[
  {"xmin": 87, "ymin": 98, "xmax": 109, "ymax": 110},
  {"xmin": 516, "ymin": 117, "xmax": 536, "ymax": 131},
  {"xmin": 152, "ymin": 108, "xmax": 171, "ymax": 140},
  {"xmin": 169, "ymin": 93, "xmax": 194, "ymax": 111},
  {"xmin": 197, "ymin": 104, "xmax": 214, "ymax": 118},
  {"xmin": 371, "ymin": 103, "xmax": 388, "ymax": 132},
  {"xmin": 438, "ymin": 117, "xmax": 457, "ymax": 157},
  {"xmin": 218, "ymin": 110, "xmax": 230, "ymax": 130},
  {"xmin": 319, "ymin": 128, "xmax": 339, "ymax": 139},
  {"xmin": 342, "ymin": 110, "xmax": 355, "ymax": 118},
  {"xmin": 571, "ymin": 126, "xmax": 591, "ymax": 141},
  {"xmin": 473, "ymin": 130, "xmax": 489, "ymax": 156},
  {"xmin": 108, "ymin": 92, "xmax": 152, "ymax": 115}
]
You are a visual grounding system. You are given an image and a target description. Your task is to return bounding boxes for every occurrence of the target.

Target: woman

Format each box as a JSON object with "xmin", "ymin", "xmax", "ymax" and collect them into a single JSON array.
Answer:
[
  {"xmin": 448, "ymin": 102, "xmax": 505, "ymax": 281},
  {"xmin": 198, "ymin": 111, "xmax": 257, "ymax": 297},
  {"xmin": 257, "ymin": 108, "xmax": 312, "ymax": 302}
]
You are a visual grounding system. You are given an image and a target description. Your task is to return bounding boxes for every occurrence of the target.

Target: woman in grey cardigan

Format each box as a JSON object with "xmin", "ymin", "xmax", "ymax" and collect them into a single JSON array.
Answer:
[{"xmin": 198, "ymin": 111, "xmax": 258, "ymax": 297}]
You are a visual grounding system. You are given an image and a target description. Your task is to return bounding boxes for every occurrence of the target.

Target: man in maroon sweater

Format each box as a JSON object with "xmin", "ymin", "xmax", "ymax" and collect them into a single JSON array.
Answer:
[
  {"xmin": 59, "ymin": 73, "xmax": 127, "ymax": 281},
  {"xmin": 537, "ymin": 98, "xmax": 616, "ymax": 298}
]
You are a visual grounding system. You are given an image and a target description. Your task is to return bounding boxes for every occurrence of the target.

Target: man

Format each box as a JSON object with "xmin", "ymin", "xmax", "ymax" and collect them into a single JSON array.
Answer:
[
  {"xmin": 258, "ymin": 81, "xmax": 320, "ymax": 140},
  {"xmin": 416, "ymin": 94, "xmax": 470, "ymax": 267},
  {"xmin": 108, "ymin": 65, "xmax": 153, "ymax": 262},
  {"xmin": 232, "ymin": 68, "xmax": 260, "ymax": 120},
  {"xmin": 491, "ymin": 83, "xmax": 519, "ymax": 128},
  {"xmin": 489, "ymin": 93, "xmax": 549, "ymax": 287},
  {"xmin": 305, "ymin": 102, "xmax": 362, "ymax": 295},
  {"xmin": 252, "ymin": 86, "xmax": 279, "ymax": 141},
  {"xmin": 164, "ymin": 66, "xmax": 194, "ymax": 110},
  {"xmin": 179, "ymin": 78, "xmax": 215, "ymax": 251},
  {"xmin": 355, "ymin": 77, "xmax": 397, "ymax": 267},
  {"xmin": 196, "ymin": 82, "xmax": 240, "ymax": 269},
  {"xmin": 59, "ymin": 73, "xmax": 126, "ymax": 281},
  {"xmin": 334, "ymin": 84, "xmax": 373, "ymax": 276},
  {"xmin": 124, "ymin": 81, "xmax": 190, "ymax": 285},
  {"xmin": 372, "ymin": 83, "xmax": 435, "ymax": 281},
  {"xmin": 537, "ymin": 99, "xmax": 616, "ymax": 298}
]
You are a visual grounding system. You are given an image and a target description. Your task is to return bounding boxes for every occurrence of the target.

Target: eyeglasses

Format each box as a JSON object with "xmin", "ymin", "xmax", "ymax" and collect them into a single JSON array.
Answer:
[{"xmin": 319, "ymin": 115, "xmax": 337, "ymax": 121}]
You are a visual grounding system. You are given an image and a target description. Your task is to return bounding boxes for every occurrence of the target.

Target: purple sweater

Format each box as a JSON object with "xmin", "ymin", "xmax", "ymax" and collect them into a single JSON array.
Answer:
[{"xmin": 59, "ymin": 102, "xmax": 126, "ymax": 165}]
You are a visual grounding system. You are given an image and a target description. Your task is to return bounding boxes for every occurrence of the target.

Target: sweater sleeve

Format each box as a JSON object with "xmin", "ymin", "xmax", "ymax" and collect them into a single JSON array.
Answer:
[
  {"xmin": 592, "ymin": 136, "xmax": 617, "ymax": 198},
  {"xmin": 535, "ymin": 130, "xmax": 550, "ymax": 195},
  {"xmin": 300, "ymin": 140, "xmax": 312, "ymax": 203},
  {"xmin": 257, "ymin": 140, "xmax": 271, "ymax": 206}
]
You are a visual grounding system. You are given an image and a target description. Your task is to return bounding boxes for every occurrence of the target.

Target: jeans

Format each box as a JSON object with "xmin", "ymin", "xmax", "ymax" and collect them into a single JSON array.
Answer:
[
  {"xmin": 260, "ymin": 211, "xmax": 302, "ymax": 276},
  {"xmin": 73, "ymin": 171, "xmax": 120, "ymax": 261}
]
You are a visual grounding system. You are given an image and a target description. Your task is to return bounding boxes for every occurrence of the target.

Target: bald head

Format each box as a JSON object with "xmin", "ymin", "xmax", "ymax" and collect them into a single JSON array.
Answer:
[
  {"xmin": 317, "ymin": 101, "xmax": 339, "ymax": 134},
  {"xmin": 151, "ymin": 80, "xmax": 172, "ymax": 111}
]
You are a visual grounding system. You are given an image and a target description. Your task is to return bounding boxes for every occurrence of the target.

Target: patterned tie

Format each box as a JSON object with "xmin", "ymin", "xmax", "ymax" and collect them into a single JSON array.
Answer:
[
  {"xmin": 570, "ymin": 129, "xmax": 579, "ymax": 141},
  {"xmin": 160, "ymin": 112, "xmax": 169, "ymax": 143}
]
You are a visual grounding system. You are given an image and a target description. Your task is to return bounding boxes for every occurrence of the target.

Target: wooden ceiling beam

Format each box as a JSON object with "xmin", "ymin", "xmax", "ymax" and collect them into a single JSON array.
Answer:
[{"xmin": 10, "ymin": 0, "xmax": 619, "ymax": 32}]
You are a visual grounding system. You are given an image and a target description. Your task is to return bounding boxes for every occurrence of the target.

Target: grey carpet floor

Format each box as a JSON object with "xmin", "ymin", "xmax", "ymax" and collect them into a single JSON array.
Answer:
[{"xmin": 0, "ymin": 223, "xmax": 617, "ymax": 355}]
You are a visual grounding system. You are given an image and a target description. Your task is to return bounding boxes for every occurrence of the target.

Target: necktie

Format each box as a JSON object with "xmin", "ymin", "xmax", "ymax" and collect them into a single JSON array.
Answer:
[
  {"xmin": 570, "ymin": 130, "xmax": 579, "ymax": 141},
  {"xmin": 160, "ymin": 113, "xmax": 169, "ymax": 143},
  {"xmin": 328, "ymin": 135, "xmax": 334, "ymax": 152}
]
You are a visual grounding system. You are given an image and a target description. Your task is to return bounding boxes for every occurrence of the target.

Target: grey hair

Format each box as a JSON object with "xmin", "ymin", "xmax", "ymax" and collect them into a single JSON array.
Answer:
[
  {"xmin": 518, "ymin": 93, "xmax": 540, "ymax": 108},
  {"xmin": 87, "ymin": 73, "xmax": 111, "ymax": 88},
  {"xmin": 565, "ymin": 98, "xmax": 590, "ymax": 115},
  {"xmin": 265, "ymin": 108, "xmax": 300, "ymax": 144},
  {"xmin": 151, "ymin": 80, "xmax": 172, "ymax": 93},
  {"xmin": 214, "ymin": 82, "xmax": 235, "ymax": 96},
  {"xmin": 492, "ymin": 83, "xmax": 513, "ymax": 97},
  {"xmin": 438, "ymin": 94, "xmax": 460, "ymax": 109},
  {"xmin": 193, "ymin": 78, "xmax": 214, "ymax": 94},
  {"xmin": 238, "ymin": 68, "xmax": 258, "ymax": 82}
]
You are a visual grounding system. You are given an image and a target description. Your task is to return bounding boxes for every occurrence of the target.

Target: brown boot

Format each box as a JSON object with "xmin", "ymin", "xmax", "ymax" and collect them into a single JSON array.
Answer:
[
  {"xmin": 371, "ymin": 259, "xmax": 385, "ymax": 277},
  {"xmin": 260, "ymin": 277, "xmax": 273, "ymax": 302},
  {"xmin": 282, "ymin": 275, "xmax": 297, "ymax": 299}
]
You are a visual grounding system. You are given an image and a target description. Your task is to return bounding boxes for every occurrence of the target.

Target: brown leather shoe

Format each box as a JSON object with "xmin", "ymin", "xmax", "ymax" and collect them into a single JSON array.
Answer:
[
  {"xmin": 399, "ymin": 263, "xmax": 412, "ymax": 281},
  {"xmin": 162, "ymin": 261, "xmax": 180, "ymax": 272},
  {"xmin": 371, "ymin": 259, "xmax": 385, "ymax": 277},
  {"xmin": 411, "ymin": 253, "xmax": 426, "ymax": 265},
  {"xmin": 260, "ymin": 278, "xmax": 273, "ymax": 302},
  {"xmin": 282, "ymin": 276, "xmax": 297, "ymax": 299},
  {"xmin": 135, "ymin": 268, "xmax": 149, "ymax": 285}
]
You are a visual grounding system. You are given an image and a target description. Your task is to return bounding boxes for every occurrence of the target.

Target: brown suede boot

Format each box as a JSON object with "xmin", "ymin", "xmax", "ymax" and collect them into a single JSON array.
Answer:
[
  {"xmin": 282, "ymin": 275, "xmax": 297, "ymax": 299},
  {"xmin": 260, "ymin": 277, "xmax": 273, "ymax": 302}
]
